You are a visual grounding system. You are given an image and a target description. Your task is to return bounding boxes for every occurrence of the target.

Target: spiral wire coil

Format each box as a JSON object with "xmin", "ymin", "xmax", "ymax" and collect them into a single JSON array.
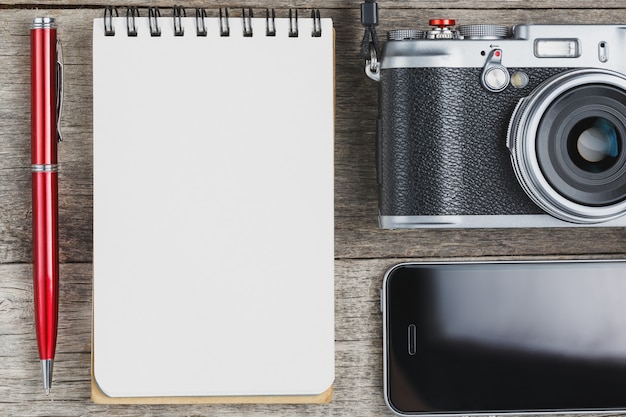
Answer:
[{"xmin": 103, "ymin": 6, "xmax": 324, "ymax": 38}]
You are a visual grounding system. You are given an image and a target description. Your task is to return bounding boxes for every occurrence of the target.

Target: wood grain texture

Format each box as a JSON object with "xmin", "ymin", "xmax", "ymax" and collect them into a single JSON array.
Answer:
[
  {"xmin": 3, "ymin": 1, "xmax": 626, "ymax": 415},
  {"xmin": 2, "ymin": 1, "xmax": 626, "ymax": 8}
]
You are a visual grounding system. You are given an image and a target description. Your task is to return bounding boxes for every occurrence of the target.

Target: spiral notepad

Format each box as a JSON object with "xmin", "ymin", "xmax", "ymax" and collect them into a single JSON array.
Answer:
[{"xmin": 92, "ymin": 7, "xmax": 334, "ymax": 403}]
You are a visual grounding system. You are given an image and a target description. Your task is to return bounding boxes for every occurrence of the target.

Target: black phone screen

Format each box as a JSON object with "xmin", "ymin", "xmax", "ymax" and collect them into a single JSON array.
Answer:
[{"xmin": 384, "ymin": 261, "xmax": 626, "ymax": 415}]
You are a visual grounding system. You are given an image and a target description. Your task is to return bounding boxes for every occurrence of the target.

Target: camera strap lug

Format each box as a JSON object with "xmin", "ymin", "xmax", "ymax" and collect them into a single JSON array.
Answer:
[
  {"xmin": 360, "ymin": 0, "xmax": 380, "ymax": 81},
  {"xmin": 366, "ymin": 47, "xmax": 380, "ymax": 81}
]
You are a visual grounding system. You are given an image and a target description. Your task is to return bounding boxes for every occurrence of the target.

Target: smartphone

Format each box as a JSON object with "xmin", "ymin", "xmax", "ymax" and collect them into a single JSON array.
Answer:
[{"xmin": 382, "ymin": 260, "xmax": 626, "ymax": 416}]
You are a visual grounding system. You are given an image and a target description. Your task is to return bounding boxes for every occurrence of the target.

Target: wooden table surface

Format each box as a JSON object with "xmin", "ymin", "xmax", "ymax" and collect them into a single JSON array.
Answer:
[{"xmin": 3, "ymin": 1, "xmax": 626, "ymax": 416}]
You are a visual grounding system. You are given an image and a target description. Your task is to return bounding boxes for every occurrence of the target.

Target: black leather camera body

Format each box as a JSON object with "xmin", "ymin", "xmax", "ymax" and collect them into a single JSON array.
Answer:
[{"xmin": 369, "ymin": 20, "xmax": 626, "ymax": 228}]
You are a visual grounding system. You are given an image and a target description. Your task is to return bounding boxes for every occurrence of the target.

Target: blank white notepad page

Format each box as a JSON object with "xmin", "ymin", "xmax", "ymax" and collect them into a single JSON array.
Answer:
[{"xmin": 92, "ymin": 15, "xmax": 334, "ymax": 398}]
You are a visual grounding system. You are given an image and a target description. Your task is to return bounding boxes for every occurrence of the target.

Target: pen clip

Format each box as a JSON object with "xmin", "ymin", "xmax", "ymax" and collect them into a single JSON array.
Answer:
[{"xmin": 56, "ymin": 38, "xmax": 63, "ymax": 143}]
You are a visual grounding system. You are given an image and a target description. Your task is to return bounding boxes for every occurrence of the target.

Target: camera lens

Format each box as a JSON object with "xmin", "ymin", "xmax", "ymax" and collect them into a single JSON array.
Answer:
[
  {"xmin": 508, "ymin": 69, "xmax": 626, "ymax": 223},
  {"xmin": 569, "ymin": 117, "xmax": 619, "ymax": 171},
  {"xmin": 536, "ymin": 84, "xmax": 626, "ymax": 207}
]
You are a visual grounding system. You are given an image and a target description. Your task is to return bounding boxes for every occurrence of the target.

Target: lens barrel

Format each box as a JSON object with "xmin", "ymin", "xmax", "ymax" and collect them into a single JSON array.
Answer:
[{"xmin": 508, "ymin": 69, "xmax": 626, "ymax": 223}]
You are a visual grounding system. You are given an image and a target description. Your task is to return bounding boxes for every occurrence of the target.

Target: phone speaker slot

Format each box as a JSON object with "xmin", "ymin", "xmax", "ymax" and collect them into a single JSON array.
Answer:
[{"xmin": 407, "ymin": 324, "xmax": 417, "ymax": 355}]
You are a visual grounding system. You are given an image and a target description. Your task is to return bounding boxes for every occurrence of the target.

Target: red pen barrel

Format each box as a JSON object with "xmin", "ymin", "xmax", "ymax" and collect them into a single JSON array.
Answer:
[
  {"xmin": 31, "ymin": 21, "xmax": 58, "ymax": 165},
  {"xmin": 32, "ymin": 172, "xmax": 59, "ymax": 360},
  {"xmin": 31, "ymin": 18, "xmax": 59, "ymax": 367}
]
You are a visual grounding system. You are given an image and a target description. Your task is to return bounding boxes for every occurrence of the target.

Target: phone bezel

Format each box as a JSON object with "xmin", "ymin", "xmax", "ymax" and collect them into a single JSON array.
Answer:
[{"xmin": 382, "ymin": 259, "xmax": 626, "ymax": 417}]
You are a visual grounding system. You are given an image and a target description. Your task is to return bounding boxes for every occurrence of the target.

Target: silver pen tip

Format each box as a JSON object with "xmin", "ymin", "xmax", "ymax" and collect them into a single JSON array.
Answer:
[{"xmin": 41, "ymin": 359, "xmax": 53, "ymax": 396}]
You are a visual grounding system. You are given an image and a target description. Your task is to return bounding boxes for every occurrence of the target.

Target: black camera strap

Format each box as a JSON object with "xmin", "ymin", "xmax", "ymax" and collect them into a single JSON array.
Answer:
[{"xmin": 360, "ymin": 0, "xmax": 379, "ymax": 61}]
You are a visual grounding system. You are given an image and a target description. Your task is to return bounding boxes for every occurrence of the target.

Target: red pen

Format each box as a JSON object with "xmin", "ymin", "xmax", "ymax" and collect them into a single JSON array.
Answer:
[{"xmin": 31, "ymin": 17, "xmax": 62, "ymax": 396}]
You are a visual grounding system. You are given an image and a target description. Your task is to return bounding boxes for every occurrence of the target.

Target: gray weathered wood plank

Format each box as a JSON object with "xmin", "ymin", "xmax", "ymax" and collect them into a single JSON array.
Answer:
[{"xmin": 1, "ymin": 1, "xmax": 626, "ymax": 9}]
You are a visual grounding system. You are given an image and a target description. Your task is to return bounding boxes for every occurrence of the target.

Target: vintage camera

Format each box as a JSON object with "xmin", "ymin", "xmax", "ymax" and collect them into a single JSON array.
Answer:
[{"xmin": 368, "ymin": 20, "xmax": 626, "ymax": 228}]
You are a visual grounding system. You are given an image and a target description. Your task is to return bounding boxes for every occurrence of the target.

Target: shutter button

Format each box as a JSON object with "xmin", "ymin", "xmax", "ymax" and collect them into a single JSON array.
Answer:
[{"xmin": 427, "ymin": 19, "xmax": 461, "ymax": 39}]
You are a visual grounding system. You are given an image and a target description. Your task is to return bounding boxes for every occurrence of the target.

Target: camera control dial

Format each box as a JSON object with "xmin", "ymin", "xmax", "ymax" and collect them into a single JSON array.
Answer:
[
  {"xmin": 458, "ymin": 24, "xmax": 510, "ymax": 39},
  {"xmin": 481, "ymin": 49, "xmax": 510, "ymax": 92},
  {"xmin": 387, "ymin": 29, "xmax": 425, "ymax": 40}
]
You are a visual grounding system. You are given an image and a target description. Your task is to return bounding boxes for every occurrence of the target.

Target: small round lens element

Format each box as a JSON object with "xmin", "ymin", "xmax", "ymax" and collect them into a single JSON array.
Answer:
[
  {"xmin": 572, "ymin": 117, "xmax": 619, "ymax": 168},
  {"xmin": 510, "ymin": 71, "xmax": 529, "ymax": 89}
]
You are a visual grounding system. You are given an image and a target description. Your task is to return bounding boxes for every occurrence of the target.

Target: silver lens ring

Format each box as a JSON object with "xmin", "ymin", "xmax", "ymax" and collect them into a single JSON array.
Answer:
[{"xmin": 508, "ymin": 68, "xmax": 626, "ymax": 224}]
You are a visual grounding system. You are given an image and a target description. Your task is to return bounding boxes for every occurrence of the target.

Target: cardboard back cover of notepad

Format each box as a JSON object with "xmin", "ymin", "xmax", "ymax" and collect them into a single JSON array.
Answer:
[{"xmin": 92, "ymin": 12, "xmax": 334, "ymax": 404}]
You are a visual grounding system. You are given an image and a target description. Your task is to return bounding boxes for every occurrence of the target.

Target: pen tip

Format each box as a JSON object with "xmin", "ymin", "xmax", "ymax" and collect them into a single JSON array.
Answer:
[{"xmin": 41, "ymin": 359, "xmax": 53, "ymax": 396}]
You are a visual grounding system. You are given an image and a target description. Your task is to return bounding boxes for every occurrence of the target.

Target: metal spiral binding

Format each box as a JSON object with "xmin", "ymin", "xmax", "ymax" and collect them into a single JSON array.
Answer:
[
  {"xmin": 126, "ymin": 7, "xmax": 139, "ymax": 37},
  {"xmin": 102, "ymin": 7, "xmax": 323, "ymax": 38},
  {"xmin": 266, "ymin": 9, "xmax": 276, "ymax": 37},
  {"xmin": 104, "ymin": 7, "xmax": 118, "ymax": 36},
  {"xmin": 195, "ymin": 8, "xmax": 207, "ymax": 36},
  {"xmin": 219, "ymin": 8, "xmax": 230, "ymax": 37},
  {"xmin": 311, "ymin": 9, "xmax": 322, "ymax": 37},
  {"xmin": 288, "ymin": 9, "xmax": 298, "ymax": 37},
  {"xmin": 148, "ymin": 7, "xmax": 161, "ymax": 36},
  {"xmin": 173, "ymin": 5, "xmax": 185, "ymax": 36},
  {"xmin": 242, "ymin": 8, "xmax": 253, "ymax": 37}
]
